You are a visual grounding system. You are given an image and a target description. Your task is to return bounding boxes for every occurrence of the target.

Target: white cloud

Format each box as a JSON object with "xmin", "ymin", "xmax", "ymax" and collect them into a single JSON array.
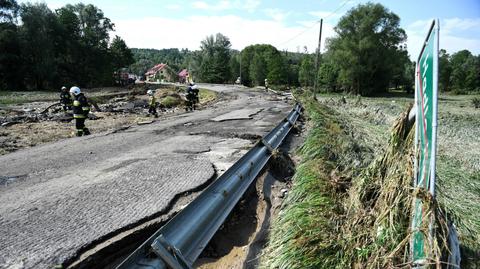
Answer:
[
  {"xmin": 114, "ymin": 14, "xmax": 335, "ymax": 54},
  {"xmin": 443, "ymin": 18, "xmax": 480, "ymax": 34},
  {"xmin": 191, "ymin": 0, "xmax": 260, "ymax": 13},
  {"xmin": 264, "ymin": 8, "xmax": 290, "ymax": 22},
  {"xmin": 406, "ymin": 18, "xmax": 480, "ymax": 59}
]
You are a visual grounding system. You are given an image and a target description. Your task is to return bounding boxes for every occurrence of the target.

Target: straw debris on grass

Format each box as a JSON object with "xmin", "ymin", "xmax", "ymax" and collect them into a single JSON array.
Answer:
[{"xmin": 261, "ymin": 97, "xmax": 453, "ymax": 268}]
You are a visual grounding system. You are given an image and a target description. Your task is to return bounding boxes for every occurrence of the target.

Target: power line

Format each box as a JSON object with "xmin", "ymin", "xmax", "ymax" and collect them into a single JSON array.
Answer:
[{"xmin": 279, "ymin": 0, "xmax": 353, "ymax": 47}]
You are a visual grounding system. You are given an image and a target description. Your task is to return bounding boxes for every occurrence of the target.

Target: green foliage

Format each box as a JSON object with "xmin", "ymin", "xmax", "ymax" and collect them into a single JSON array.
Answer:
[
  {"xmin": 250, "ymin": 52, "xmax": 267, "ymax": 85},
  {"xmin": 198, "ymin": 33, "xmax": 232, "ymax": 83},
  {"xmin": 298, "ymin": 54, "xmax": 315, "ymax": 87},
  {"xmin": 437, "ymin": 49, "xmax": 480, "ymax": 94},
  {"xmin": 129, "ymin": 48, "xmax": 190, "ymax": 76},
  {"xmin": 328, "ymin": 3, "xmax": 407, "ymax": 95},
  {"xmin": 240, "ymin": 44, "xmax": 287, "ymax": 87},
  {"xmin": 439, "ymin": 49, "xmax": 452, "ymax": 92},
  {"xmin": 19, "ymin": 3, "xmax": 58, "ymax": 89},
  {"xmin": 0, "ymin": 0, "xmax": 133, "ymax": 91},
  {"xmin": 110, "ymin": 35, "xmax": 134, "ymax": 70},
  {"xmin": 316, "ymin": 52, "xmax": 339, "ymax": 92},
  {"xmin": 0, "ymin": 21, "xmax": 22, "ymax": 90},
  {"xmin": 450, "ymin": 50, "xmax": 479, "ymax": 93},
  {"xmin": 160, "ymin": 95, "xmax": 182, "ymax": 108},
  {"xmin": 260, "ymin": 100, "xmax": 344, "ymax": 269}
]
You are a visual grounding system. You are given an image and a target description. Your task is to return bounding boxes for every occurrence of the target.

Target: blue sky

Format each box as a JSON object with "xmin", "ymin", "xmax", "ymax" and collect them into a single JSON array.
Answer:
[{"xmin": 19, "ymin": 0, "xmax": 480, "ymax": 58}]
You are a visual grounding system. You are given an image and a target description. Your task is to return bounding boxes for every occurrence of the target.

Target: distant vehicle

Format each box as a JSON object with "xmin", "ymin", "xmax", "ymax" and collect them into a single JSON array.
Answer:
[{"xmin": 235, "ymin": 77, "xmax": 241, "ymax": 84}]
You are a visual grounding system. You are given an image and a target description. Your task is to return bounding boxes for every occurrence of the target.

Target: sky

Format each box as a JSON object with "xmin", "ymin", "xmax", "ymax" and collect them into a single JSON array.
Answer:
[{"xmin": 18, "ymin": 0, "xmax": 480, "ymax": 59}]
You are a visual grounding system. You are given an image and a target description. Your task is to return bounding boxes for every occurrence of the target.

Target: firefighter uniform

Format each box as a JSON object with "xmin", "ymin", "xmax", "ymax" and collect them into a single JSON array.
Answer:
[
  {"xmin": 185, "ymin": 86, "xmax": 196, "ymax": 111},
  {"xmin": 72, "ymin": 93, "xmax": 91, "ymax": 136},
  {"xmin": 148, "ymin": 95, "xmax": 158, "ymax": 117},
  {"xmin": 60, "ymin": 90, "xmax": 73, "ymax": 111}
]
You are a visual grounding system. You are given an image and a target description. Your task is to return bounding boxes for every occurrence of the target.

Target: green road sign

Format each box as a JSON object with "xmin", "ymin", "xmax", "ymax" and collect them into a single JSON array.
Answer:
[{"xmin": 411, "ymin": 19, "xmax": 439, "ymax": 265}]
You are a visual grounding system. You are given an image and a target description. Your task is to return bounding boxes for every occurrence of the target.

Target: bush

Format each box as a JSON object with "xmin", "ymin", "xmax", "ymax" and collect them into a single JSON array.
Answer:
[{"xmin": 160, "ymin": 95, "xmax": 182, "ymax": 108}]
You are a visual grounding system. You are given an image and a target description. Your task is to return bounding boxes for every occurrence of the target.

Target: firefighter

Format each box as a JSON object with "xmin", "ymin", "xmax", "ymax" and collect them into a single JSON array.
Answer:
[
  {"xmin": 192, "ymin": 83, "xmax": 199, "ymax": 107},
  {"xmin": 147, "ymin": 89, "xmax": 158, "ymax": 117},
  {"xmin": 185, "ymin": 83, "xmax": 196, "ymax": 111},
  {"xmin": 69, "ymin": 86, "xmax": 91, "ymax": 136},
  {"xmin": 60, "ymin": 86, "xmax": 72, "ymax": 111}
]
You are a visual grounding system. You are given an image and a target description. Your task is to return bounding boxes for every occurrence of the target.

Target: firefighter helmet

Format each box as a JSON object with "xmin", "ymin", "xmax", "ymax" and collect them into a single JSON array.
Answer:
[{"xmin": 69, "ymin": 86, "xmax": 81, "ymax": 96}]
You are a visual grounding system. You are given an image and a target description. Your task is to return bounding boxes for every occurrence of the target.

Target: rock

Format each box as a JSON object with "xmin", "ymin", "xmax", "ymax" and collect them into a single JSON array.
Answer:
[{"xmin": 137, "ymin": 120, "xmax": 154, "ymax": 125}]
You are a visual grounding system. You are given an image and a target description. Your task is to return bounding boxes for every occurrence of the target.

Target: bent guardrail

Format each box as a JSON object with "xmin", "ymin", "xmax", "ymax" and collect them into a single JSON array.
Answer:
[{"xmin": 117, "ymin": 103, "xmax": 302, "ymax": 269}]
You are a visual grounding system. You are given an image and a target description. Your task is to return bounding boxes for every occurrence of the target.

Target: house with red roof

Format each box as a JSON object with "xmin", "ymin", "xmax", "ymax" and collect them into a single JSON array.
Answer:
[
  {"xmin": 145, "ymin": 63, "xmax": 175, "ymax": 82},
  {"xmin": 178, "ymin": 69, "xmax": 189, "ymax": 84}
]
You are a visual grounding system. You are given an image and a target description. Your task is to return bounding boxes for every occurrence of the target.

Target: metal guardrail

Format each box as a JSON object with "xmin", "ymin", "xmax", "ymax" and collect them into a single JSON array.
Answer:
[{"xmin": 116, "ymin": 104, "xmax": 302, "ymax": 269}]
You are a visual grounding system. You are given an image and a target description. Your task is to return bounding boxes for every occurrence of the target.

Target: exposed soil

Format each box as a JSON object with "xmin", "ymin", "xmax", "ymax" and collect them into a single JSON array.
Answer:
[
  {"xmin": 193, "ymin": 130, "xmax": 302, "ymax": 269},
  {"xmin": 0, "ymin": 84, "xmax": 218, "ymax": 155}
]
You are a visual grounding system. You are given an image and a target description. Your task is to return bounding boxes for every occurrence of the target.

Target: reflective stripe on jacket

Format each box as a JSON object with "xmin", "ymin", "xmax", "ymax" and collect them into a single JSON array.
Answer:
[
  {"xmin": 73, "ymin": 94, "xmax": 90, "ymax": 118},
  {"xmin": 149, "ymin": 96, "xmax": 156, "ymax": 107}
]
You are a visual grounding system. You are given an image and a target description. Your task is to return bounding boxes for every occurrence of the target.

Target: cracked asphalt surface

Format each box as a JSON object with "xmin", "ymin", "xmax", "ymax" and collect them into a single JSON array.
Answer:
[{"xmin": 0, "ymin": 84, "xmax": 292, "ymax": 269}]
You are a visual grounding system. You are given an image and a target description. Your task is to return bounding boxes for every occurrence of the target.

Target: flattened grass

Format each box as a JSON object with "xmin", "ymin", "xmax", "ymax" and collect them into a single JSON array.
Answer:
[
  {"xmin": 260, "ymin": 100, "xmax": 354, "ymax": 269},
  {"xmin": 261, "ymin": 94, "xmax": 466, "ymax": 268}
]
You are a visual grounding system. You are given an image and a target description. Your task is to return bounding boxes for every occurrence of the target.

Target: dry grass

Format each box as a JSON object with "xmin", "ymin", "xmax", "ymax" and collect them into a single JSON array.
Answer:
[
  {"xmin": 316, "ymin": 92, "xmax": 480, "ymax": 267},
  {"xmin": 262, "ymin": 91, "xmax": 478, "ymax": 268}
]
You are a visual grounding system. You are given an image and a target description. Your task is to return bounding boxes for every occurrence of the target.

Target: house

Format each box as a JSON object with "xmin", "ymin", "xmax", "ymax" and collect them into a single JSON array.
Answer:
[
  {"xmin": 178, "ymin": 69, "xmax": 189, "ymax": 84},
  {"xmin": 145, "ymin": 63, "xmax": 175, "ymax": 82}
]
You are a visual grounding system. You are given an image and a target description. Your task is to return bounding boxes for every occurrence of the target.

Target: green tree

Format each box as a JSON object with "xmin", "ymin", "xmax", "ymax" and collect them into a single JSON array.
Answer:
[
  {"xmin": 55, "ymin": 6, "xmax": 82, "ymax": 85},
  {"xmin": 250, "ymin": 52, "xmax": 267, "ymax": 85},
  {"xmin": 229, "ymin": 51, "xmax": 240, "ymax": 82},
  {"xmin": 0, "ymin": 0, "xmax": 21, "ymax": 90},
  {"xmin": 110, "ymin": 35, "xmax": 134, "ymax": 70},
  {"xmin": 450, "ymin": 50, "xmax": 479, "ymax": 93},
  {"xmin": 317, "ymin": 53, "xmax": 339, "ymax": 92},
  {"xmin": 19, "ymin": 2, "xmax": 59, "ymax": 89},
  {"xmin": 240, "ymin": 44, "xmax": 287, "ymax": 87},
  {"xmin": 298, "ymin": 54, "xmax": 315, "ymax": 87},
  {"xmin": 328, "ymin": 3, "xmax": 407, "ymax": 95},
  {"xmin": 0, "ymin": 22, "xmax": 22, "ymax": 90},
  {"xmin": 439, "ymin": 49, "xmax": 452, "ymax": 92},
  {"xmin": 198, "ymin": 33, "xmax": 232, "ymax": 83}
]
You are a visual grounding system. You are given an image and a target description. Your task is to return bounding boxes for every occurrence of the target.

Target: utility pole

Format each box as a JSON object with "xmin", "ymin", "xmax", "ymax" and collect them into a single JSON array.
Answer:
[
  {"xmin": 313, "ymin": 18, "xmax": 323, "ymax": 99},
  {"xmin": 239, "ymin": 52, "xmax": 242, "ymax": 84}
]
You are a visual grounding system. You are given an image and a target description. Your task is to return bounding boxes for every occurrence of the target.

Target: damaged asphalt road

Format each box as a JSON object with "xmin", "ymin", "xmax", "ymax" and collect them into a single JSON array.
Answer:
[{"xmin": 0, "ymin": 84, "xmax": 292, "ymax": 269}]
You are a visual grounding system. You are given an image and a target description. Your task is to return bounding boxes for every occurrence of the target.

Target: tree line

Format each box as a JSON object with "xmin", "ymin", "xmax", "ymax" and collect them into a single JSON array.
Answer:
[
  {"xmin": 0, "ymin": 0, "xmax": 133, "ymax": 91},
  {"xmin": 2, "ymin": 0, "xmax": 478, "ymax": 95},
  {"xmin": 130, "ymin": 2, "xmax": 479, "ymax": 96}
]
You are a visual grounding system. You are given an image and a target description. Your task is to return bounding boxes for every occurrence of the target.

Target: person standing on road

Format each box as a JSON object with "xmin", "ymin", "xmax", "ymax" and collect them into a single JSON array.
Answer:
[
  {"xmin": 185, "ymin": 83, "xmax": 196, "ymax": 111},
  {"xmin": 60, "ymin": 86, "xmax": 73, "ymax": 111},
  {"xmin": 192, "ymin": 83, "xmax": 199, "ymax": 107},
  {"xmin": 264, "ymin": 79, "xmax": 269, "ymax": 90},
  {"xmin": 147, "ymin": 89, "xmax": 158, "ymax": 117},
  {"xmin": 70, "ymin": 86, "xmax": 91, "ymax": 136}
]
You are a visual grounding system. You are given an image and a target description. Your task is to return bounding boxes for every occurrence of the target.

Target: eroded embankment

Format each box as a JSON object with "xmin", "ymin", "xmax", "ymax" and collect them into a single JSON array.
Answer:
[{"xmin": 194, "ymin": 150, "xmax": 297, "ymax": 269}]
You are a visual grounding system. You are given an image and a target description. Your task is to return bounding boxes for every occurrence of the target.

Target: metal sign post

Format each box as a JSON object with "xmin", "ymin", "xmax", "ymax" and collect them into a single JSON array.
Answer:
[{"xmin": 411, "ymin": 19, "xmax": 439, "ymax": 266}]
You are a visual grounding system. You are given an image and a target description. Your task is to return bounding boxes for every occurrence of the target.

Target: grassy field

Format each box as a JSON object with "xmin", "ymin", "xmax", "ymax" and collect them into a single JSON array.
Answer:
[
  {"xmin": 0, "ymin": 90, "xmax": 58, "ymax": 106},
  {"xmin": 261, "ymin": 92, "xmax": 479, "ymax": 268}
]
